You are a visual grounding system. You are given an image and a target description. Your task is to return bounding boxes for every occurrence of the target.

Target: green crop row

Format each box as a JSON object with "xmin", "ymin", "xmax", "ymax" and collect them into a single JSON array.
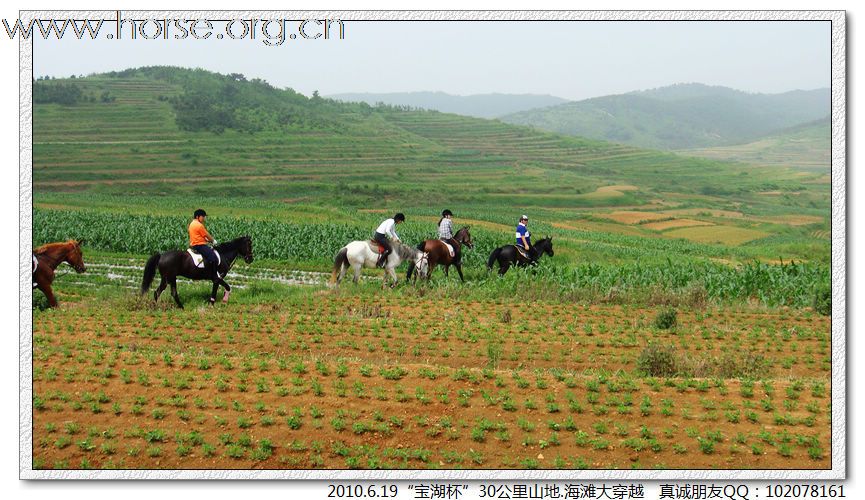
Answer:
[{"xmin": 34, "ymin": 208, "xmax": 828, "ymax": 308}]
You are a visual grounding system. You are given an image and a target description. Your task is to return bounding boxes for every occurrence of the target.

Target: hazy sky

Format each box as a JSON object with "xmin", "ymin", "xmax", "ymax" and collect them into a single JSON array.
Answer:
[{"xmin": 34, "ymin": 20, "xmax": 830, "ymax": 100}]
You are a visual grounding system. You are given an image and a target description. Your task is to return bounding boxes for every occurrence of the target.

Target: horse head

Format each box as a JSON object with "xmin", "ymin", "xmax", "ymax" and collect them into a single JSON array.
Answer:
[
  {"xmin": 67, "ymin": 240, "xmax": 86, "ymax": 273},
  {"xmin": 456, "ymin": 226, "xmax": 473, "ymax": 249},
  {"xmin": 240, "ymin": 236, "xmax": 254, "ymax": 263},
  {"xmin": 414, "ymin": 252, "xmax": 430, "ymax": 279},
  {"xmin": 540, "ymin": 236, "xmax": 554, "ymax": 257},
  {"xmin": 530, "ymin": 237, "xmax": 554, "ymax": 260}
]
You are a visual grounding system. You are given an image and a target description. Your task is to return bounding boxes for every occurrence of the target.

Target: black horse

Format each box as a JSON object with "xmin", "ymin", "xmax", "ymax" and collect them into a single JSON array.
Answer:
[
  {"xmin": 141, "ymin": 236, "xmax": 254, "ymax": 308},
  {"xmin": 486, "ymin": 237, "xmax": 554, "ymax": 276}
]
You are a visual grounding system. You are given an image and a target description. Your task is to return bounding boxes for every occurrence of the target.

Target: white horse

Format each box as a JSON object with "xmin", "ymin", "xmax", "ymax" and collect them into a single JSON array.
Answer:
[{"xmin": 332, "ymin": 240, "xmax": 429, "ymax": 287}]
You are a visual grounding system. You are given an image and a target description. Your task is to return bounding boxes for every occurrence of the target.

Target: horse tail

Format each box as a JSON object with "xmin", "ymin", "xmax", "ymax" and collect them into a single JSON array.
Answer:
[
  {"xmin": 141, "ymin": 253, "xmax": 160, "ymax": 294},
  {"xmin": 487, "ymin": 247, "xmax": 502, "ymax": 271},
  {"xmin": 331, "ymin": 247, "xmax": 349, "ymax": 283}
]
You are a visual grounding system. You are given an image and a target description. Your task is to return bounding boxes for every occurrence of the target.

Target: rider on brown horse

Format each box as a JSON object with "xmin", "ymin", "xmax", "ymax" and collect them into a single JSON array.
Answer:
[{"xmin": 438, "ymin": 209, "xmax": 461, "ymax": 264}]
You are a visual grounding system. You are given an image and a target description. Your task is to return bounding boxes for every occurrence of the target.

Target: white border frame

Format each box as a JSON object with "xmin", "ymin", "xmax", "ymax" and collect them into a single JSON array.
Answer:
[{"xmin": 19, "ymin": 9, "xmax": 846, "ymax": 480}]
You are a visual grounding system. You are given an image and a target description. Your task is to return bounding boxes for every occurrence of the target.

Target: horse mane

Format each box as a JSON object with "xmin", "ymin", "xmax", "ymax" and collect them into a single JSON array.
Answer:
[
  {"xmin": 214, "ymin": 236, "xmax": 249, "ymax": 252},
  {"xmin": 394, "ymin": 242, "xmax": 418, "ymax": 260},
  {"xmin": 527, "ymin": 237, "xmax": 552, "ymax": 259},
  {"xmin": 34, "ymin": 240, "xmax": 75, "ymax": 255}
]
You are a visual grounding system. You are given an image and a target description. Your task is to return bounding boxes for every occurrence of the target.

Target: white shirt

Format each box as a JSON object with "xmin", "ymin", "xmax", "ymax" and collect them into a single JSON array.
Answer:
[{"xmin": 376, "ymin": 218, "xmax": 399, "ymax": 240}]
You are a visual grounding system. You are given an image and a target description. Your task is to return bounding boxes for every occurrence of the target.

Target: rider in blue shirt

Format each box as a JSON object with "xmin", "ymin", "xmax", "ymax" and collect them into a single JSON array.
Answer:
[{"xmin": 515, "ymin": 214, "xmax": 531, "ymax": 252}]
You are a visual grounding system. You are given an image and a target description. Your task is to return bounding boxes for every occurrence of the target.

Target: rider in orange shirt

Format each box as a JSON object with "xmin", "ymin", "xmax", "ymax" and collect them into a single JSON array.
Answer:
[{"xmin": 189, "ymin": 209, "xmax": 218, "ymax": 279}]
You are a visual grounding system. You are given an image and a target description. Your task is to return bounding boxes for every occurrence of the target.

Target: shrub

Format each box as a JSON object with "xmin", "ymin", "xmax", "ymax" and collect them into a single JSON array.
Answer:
[
  {"xmin": 654, "ymin": 308, "xmax": 677, "ymax": 330},
  {"xmin": 637, "ymin": 343, "xmax": 679, "ymax": 377},
  {"xmin": 813, "ymin": 286, "xmax": 831, "ymax": 316}
]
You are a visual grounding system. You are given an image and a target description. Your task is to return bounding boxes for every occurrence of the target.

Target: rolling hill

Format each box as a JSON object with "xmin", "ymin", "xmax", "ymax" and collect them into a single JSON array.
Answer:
[
  {"xmin": 328, "ymin": 91, "xmax": 568, "ymax": 119},
  {"xmin": 678, "ymin": 117, "xmax": 830, "ymax": 171},
  {"xmin": 34, "ymin": 68, "xmax": 821, "ymax": 207},
  {"xmin": 32, "ymin": 67, "xmax": 830, "ymax": 265},
  {"xmin": 500, "ymin": 83, "xmax": 830, "ymax": 151}
]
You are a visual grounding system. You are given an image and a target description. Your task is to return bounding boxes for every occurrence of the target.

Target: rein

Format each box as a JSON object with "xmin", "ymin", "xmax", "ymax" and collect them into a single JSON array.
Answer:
[
  {"xmin": 212, "ymin": 237, "xmax": 251, "ymax": 269},
  {"xmin": 212, "ymin": 244, "xmax": 239, "ymax": 274},
  {"xmin": 414, "ymin": 251, "xmax": 430, "ymax": 277},
  {"xmin": 34, "ymin": 252, "xmax": 60, "ymax": 270},
  {"xmin": 34, "ymin": 244, "xmax": 70, "ymax": 270}
]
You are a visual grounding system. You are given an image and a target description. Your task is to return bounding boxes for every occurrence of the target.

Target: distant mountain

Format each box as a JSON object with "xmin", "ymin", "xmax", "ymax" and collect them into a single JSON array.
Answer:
[
  {"xmin": 500, "ymin": 83, "xmax": 830, "ymax": 150},
  {"xmin": 328, "ymin": 91, "xmax": 569, "ymax": 119}
]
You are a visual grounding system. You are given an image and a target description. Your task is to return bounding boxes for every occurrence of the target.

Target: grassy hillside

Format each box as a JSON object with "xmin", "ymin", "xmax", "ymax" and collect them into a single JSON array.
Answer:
[
  {"xmin": 677, "ymin": 118, "xmax": 830, "ymax": 172},
  {"xmin": 328, "ymin": 91, "xmax": 569, "ymax": 119},
  {"xmin": 500, "ymin": 83, "xmax": 830, "ymax": 151},
  {"xmin": 33, "ymin": 67, "xmax": 830, "ymax": 273}
]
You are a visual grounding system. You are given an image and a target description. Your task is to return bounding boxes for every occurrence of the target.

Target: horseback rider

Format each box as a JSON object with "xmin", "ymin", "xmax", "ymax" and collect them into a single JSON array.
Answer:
[
  {"xmin": 189, "ymin": 209, "xmax": 219, "ymax": 278},
  {"xmin": 438, "ymin": 209, "xmax": 460, "ymax": 263},
  {"xmin": 374, "ymin": 213, "xmax": 404, "ymax": 268},
  {"xmin": 515, "ymin": 214, "xmax": 532, "ymax": 260}
]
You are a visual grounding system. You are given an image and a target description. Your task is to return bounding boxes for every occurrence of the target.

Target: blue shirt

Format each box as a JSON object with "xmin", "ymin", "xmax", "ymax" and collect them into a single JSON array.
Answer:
[{"xmin": 516, "ymin": 222, "xmax": 531, "ymax": 248}]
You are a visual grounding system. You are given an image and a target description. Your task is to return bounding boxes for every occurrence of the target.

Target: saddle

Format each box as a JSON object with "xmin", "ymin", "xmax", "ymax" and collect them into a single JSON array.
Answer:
[
  {"xmin": 515, "ymin": 245, "xmax": 530, "ymax": 260},
  {"xmin": 442, "ymin": 241, "xmax": 455, "ymax": 258},
  {"xmin": 368, "ymin": 240, "xmax": 386, "ymax": 254},
  {"xmin": 187, "ymin": 248, "xmax": 221, "ymax": 268}
]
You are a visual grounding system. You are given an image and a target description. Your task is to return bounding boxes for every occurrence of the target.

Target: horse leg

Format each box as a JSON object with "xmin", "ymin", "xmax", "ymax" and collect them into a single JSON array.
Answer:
[
  {"xmin": 352, "ymin": 264, "xmax": 362, "ymax": 284},
  {"xmin": 499, "ymin": 261, "xmax": 509, "ymax": 276},
  {"xmin": 37, "ymin": 283, "xmax": 57, "ymax": 308},
  {"xmin": 154, "ymin": 277, "xmax": 167, "ymax": 303},
  {"xmin": 443, "ymin": 264, "xmax": 450, "ymax": 278},
  {"xmin": 385, "ymin": 266, "xmax": 398, "ymax": 289},
  {"xmin": 220, "ymin": 278, "xmax": 232, "ymax": 303},
  {"xmin": 209, "ymin": 281, "xmax": 219, "ymax": 305},
  {"xmin": 456, "ymin": 263, "xmax": 465, "ymax": 283},
  {"xmin": 381, "ymin": 266, "xmax": 390, "ymax": 289},
  {"xmin": 169, "ymin": 279, "xmax": 183, "ymax": 309}
]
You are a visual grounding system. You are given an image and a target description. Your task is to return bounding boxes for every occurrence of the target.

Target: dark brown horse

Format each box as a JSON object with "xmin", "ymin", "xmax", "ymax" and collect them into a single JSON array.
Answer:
[
  {"xmin": 408, "ymin": 226, "xmax": 473, "ymax": 282},
  {"xmin": 140, "ymin": 236, "xmax": 254, "ymax": 308},
  {"xmin": 33, "ymin": 240, "xmax": 86, "ymax": 308}
]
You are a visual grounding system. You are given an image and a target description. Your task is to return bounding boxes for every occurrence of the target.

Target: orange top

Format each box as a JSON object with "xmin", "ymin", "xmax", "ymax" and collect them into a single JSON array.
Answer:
[{"xmin": 189, "ymin": 219, "xmax": 211, "ymax": 246}]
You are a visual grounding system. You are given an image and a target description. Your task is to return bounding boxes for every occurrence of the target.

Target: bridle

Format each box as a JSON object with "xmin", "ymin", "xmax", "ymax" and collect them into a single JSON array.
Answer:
[
  {"xmin": 415, "ymin": 252, "xmax": 430, "ymax": 277},
  {"xmin": 455, "ymin": 228, "xmax": 473, "ymax": 249}
]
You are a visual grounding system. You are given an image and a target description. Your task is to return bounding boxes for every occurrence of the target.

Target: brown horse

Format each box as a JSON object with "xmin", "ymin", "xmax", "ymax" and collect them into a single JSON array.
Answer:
[
  {"xmin": 408, "ymin": 226, "xmax": 473, "ymax": 282},
  {"xmin": 33, "ymin": 240, "xmax": 86, "ymax": 308}
]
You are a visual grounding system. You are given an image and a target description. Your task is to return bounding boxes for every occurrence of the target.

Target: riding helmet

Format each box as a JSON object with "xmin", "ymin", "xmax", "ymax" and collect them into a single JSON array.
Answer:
[
  {"xmin": 194, "ymin": 209, "xmax": 207, "ymax": 218},
  {"xmin": 442, "ymin": 209, "xmax": 453, "ymax": 217},
  {"xmin": 394, "ymin": 213, "xmax": 406, "ymax": 222}
]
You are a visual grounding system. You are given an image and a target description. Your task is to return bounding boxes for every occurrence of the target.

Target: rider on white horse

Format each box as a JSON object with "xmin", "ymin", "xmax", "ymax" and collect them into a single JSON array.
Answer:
[{"xmin": 374, "ymin": 213, "xmax": 404, "ymax": 268}]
